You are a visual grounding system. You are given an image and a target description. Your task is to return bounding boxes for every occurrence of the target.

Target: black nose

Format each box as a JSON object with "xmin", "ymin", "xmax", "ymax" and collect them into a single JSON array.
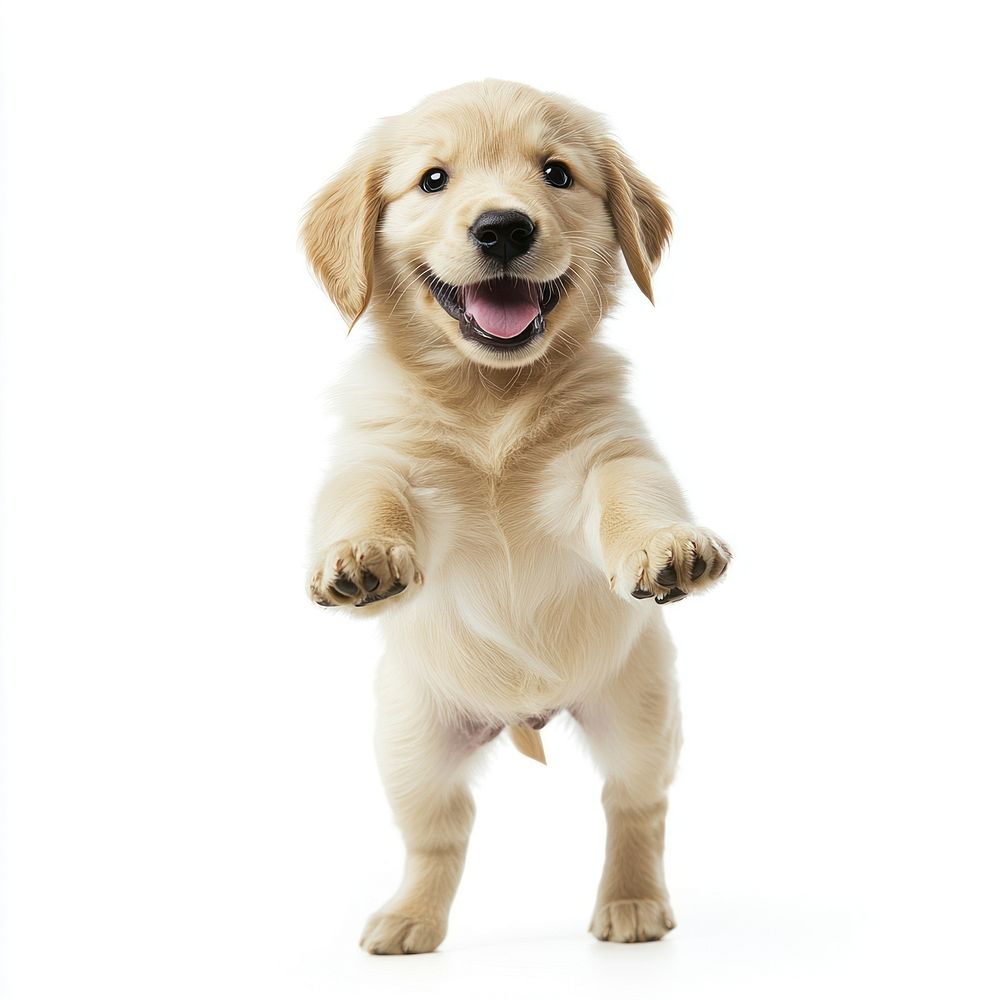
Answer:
[{"xmin": 469, "ymin": 210, "xmax": 536, "ymax": 263}]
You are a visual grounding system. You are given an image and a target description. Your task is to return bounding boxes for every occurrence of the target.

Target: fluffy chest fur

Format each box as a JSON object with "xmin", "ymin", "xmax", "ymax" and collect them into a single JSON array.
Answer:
[{"xmin": 346, "ymin": 347, "xmax": 655, "ymax": 720}]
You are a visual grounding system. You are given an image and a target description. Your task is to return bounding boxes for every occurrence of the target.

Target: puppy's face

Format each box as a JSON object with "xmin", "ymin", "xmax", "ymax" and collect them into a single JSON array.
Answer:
[{"xmin": 303, "ymin": 81, "xmax": 672, "ymax": 371}]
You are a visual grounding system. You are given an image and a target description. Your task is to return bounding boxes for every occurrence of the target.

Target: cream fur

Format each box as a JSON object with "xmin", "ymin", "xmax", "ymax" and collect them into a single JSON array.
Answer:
[{"xmin": 302, "ymin": 79, "xmax": 730, "ymax": 953}]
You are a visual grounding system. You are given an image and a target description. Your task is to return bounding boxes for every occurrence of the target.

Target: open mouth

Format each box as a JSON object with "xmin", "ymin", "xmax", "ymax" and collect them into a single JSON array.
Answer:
[{"xmin": 426, "ymin": 273, "xmax": 563, "ymax": 352}]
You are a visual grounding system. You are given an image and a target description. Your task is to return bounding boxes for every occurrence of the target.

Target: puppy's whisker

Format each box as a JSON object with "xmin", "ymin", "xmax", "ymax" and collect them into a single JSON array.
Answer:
[
  {"xmin": 385, "ymin": 265, "xmax": 437, "ymax": 321},
  {"xmin": 566, "ymin": 237, "xmax": 618, "ymax": 270},
  {"xmin": 568, "ymin": 258, "xmax": 608, "ymax": 303},
  {"xmin": 386, "ymin": 263, "xmax": 428, "ymax": 302},
  {"xmin": 564, "ymin": 264, "xmax": 602, "ymax": 315},
  {"xmin": 385, "ymin": 259, "xmax": 429, "ymax": 296}
]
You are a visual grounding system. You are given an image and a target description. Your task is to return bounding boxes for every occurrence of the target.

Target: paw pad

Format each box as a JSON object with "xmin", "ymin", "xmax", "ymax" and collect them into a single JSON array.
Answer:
[
  {"xmin": 624, "ymin": 525, "xmax": 730, "ymax": 605},
  {"xmin": 308, "ymin": 539, "xmax": 420, "ymax": 609}
]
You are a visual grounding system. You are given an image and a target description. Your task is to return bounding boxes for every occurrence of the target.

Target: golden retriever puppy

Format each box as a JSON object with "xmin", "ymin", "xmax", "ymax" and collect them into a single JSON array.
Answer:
[{"xmin": 302, "ymin": 79, "xmax": 730, "ymax": 954}]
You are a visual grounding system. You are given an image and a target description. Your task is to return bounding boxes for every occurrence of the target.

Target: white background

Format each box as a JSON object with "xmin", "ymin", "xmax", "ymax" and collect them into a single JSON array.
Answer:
[{"xmin": 2, "ymin": 1, "xmax": 998, "ymax": 997}]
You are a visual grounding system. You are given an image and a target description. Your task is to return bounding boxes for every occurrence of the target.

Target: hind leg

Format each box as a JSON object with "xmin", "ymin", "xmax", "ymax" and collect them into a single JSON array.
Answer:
[
  {"xmin": 359, "ymin": 662, "xmax": 485, "ymax": 955},
  {"xmin": 574, "ymin": 619, "xmax": 682, "ymax": 942}
]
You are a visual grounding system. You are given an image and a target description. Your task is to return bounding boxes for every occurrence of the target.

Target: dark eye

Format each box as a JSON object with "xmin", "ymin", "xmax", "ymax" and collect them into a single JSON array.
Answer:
[
  {"xmin": 420, "ymin": 168, "xmax": 449, "ymax": 193},
  {"xmin": 543, "ymin": 161, "xmax": 573, "ymax": 188}
]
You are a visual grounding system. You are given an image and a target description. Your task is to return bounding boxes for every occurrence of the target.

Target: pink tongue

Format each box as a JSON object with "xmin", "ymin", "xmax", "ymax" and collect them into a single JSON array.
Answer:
[{"xmin": 464, "ymin": 281, "xmax": 540, "ymax": 339}]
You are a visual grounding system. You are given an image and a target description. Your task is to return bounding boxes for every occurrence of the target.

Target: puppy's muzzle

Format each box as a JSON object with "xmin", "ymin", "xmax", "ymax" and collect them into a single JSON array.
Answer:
[{"xmin": 469, "ymin": 210, "xmax": 536, "ymax": 263}]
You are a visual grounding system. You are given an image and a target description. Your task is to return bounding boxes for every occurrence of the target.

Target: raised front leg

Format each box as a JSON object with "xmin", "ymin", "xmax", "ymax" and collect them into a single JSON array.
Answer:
[
  {"xmin": 360, "ymin": 665, "xmax": 483, "ymax": 955},
  {"xmin": 307, "ymin": 458, "xmax": 422, "ymax": 610},
  {"xmin": 573, "ymin": 620, "xmax": 682, "ymax": 943},
  {"xmin": 584, "ymin": 456, "xmax": 730, "ymax": 604}
]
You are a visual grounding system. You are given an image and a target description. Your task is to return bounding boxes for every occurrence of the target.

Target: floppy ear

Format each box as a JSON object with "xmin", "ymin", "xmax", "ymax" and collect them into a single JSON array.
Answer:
[
  {"xmin": 600, "ymin": 140, "xmax": 673, "ymax": 304},
  {"xmin": 301, "ymin": 144, "xmax": 384, "ymax": 328}
]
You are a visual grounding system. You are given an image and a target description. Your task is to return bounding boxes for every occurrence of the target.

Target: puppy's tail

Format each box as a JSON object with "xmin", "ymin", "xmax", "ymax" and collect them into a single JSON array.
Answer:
[{"xmin": 509, "ymin": 725, "xmax": 547, "ymax": 765}]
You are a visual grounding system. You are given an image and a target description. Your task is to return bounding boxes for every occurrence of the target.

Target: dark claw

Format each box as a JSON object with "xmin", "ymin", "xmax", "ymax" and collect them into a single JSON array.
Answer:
[
  {"xmin": 655, "ymin": 565, "xmax": 677, "ymax": 588},
  {"xmin": 331, "ymin": 576, "xmax": 359, "ymax": 597},
  {"xmin": 355, "ymin": 581, "xmax": 407, "ymax": 607},
  {"xmin": 631, "ymin": 587, "xmax": 655, "ymax": 600},
  {"xmin": 691, "ymin": 556, "xmax": 707, "ymax": 581},
  {"xmin": 361, "ymin": 571, "xmax": 379, "ymax": 592},
  {"xmin": 655, "ymin": 588, "xmax": 687, "ymax": 605}
]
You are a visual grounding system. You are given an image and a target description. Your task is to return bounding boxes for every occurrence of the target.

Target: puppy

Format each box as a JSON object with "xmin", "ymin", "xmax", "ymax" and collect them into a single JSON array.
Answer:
[{"xmin": 302, "ymin": 79, "xmax": 730, "ymax": 954}]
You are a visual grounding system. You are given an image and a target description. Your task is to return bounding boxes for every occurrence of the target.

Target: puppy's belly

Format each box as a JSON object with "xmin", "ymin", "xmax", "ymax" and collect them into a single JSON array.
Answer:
[{"xmin": 382, "ymin": 542, "xmax": 650, "ymax": 718}]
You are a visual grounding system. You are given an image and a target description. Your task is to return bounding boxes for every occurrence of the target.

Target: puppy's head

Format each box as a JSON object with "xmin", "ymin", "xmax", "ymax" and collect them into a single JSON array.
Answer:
[{"xmin": 302, "ymin": 80, "xmax": 671, "ymax": 370}]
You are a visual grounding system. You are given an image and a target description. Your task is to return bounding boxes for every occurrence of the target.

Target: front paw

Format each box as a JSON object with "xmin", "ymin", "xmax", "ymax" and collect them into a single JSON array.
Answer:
[
  {"xmin": 308, "ymin": 538, "xmax": 421, "ymax": 609},
  {"xmin": 618, "ymin": 524, "xmax": 730, "ymax": 605}
]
